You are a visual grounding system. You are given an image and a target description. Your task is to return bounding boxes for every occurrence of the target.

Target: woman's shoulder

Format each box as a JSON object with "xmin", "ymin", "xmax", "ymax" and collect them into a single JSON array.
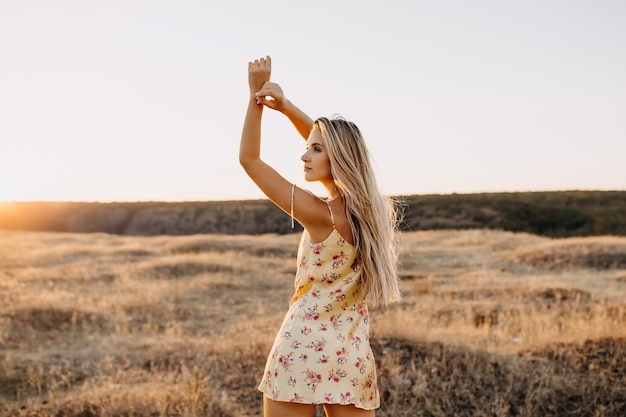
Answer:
[{"xmin": 295, "ymin": 188, "xmax": 354, "ymax": 245}]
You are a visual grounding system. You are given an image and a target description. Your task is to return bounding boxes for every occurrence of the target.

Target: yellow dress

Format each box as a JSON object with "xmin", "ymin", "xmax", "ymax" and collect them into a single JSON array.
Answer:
[{"xmin": 258, "ymin": 203, "xmax": 379, "ymax": 410}]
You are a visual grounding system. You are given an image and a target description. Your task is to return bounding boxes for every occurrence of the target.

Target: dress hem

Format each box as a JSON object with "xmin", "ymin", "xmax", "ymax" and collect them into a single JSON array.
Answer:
[{"xmin": 259, "ymin": 389, "xmax": 380, "ymax": 411}]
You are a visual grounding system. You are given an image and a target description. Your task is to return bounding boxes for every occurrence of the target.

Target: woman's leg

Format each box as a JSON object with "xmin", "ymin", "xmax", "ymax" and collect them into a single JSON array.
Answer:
[
  {"xmin": 323, "ymin": 404, "xmax": 375, "ymax": 417},
  {"xmin": 263, "ymin": 396, "xmax": 317, "ymax": 417}
]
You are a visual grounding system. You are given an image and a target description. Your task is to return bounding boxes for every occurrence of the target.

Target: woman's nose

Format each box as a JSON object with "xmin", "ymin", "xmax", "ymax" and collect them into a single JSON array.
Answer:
[{"xmin": 301, "ymin": 152, "xmax": 309, "ymax": 162}]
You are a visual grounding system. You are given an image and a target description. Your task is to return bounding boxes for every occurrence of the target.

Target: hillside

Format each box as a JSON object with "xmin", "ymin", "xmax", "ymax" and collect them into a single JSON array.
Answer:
[{"xmin": 1, "ymin": 190, "xmax": 625, "ymax": 237}]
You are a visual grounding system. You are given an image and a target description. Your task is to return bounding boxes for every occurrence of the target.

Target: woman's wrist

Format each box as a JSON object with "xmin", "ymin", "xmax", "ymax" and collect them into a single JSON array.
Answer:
[{"xmin": 278, "ymin": 98, "xmax": 292, "ymax": 114}]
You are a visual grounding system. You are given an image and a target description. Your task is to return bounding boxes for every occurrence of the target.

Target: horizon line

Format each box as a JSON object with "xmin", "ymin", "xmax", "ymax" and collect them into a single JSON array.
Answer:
[{"xmin": 2, "ymin": 188, "xmax": 624, "ymax": 205}]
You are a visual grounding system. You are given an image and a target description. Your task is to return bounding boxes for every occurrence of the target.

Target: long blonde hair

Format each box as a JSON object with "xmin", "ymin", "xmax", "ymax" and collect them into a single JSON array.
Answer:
[{"xmin": 314, "ymin": 116, "xmax": 401, "ymax": 307}]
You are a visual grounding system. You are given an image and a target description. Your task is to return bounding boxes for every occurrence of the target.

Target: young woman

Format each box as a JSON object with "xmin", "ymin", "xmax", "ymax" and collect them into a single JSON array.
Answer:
[{"xmin": 240, "ymin": 56, "xmax": 401, "ymax": 417}]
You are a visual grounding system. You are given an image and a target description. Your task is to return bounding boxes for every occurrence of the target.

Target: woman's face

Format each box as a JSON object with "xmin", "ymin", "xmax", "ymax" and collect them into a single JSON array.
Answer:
[{"xmin": 301, "ymin": 128, "xmax": 332, "ymax": 183}]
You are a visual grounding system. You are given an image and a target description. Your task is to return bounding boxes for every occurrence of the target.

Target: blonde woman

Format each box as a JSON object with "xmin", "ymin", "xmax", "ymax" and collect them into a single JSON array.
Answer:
[{"xmin": 240, "ymin": 56, "xmax": 401, "ymax": 417}]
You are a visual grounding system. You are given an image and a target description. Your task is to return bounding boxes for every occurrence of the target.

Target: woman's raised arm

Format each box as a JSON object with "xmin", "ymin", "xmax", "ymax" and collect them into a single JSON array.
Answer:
[
  {"xmin": 239, "ymin": 56, "xmax": 327, "ymax": 233},
  {"xmin": 256, "ymin": 81, "xmax": 314, "ymax": 140}
]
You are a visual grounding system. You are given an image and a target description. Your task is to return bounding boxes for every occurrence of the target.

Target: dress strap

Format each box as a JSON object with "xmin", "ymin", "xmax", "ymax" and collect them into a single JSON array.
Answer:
[
  {"xmin": 326, "ymin": 201, "xmax": 336, "ymax": 229},
  {"xmin": 290, "ymin": 183, "xmax": 295, "ymax": 229}
]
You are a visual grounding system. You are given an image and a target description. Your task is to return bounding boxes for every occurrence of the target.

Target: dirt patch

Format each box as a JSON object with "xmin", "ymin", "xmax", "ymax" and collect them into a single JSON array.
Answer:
[
  {"xmin": 436, "ymin": 287, "xmax": 593, "ymax": 304},
  {"xmin": 513, "ymin": 238, "xmax": 626, "ymax": 270},
  {"xmin": 3, "ymin": 307, "xmax": 109, "ymax": 333},
  {"xmin": 137, "ymin": 261, "xmax": 235, "ymax": 279}
]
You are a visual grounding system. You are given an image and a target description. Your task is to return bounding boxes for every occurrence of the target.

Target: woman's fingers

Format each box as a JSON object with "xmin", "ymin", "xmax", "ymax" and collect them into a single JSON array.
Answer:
[
  {"xmin": 260, "ymin": 55, "xmax": 271, "ymax": 70},
  {"xmin": 255, "ymin": 82, "xmax": 284, "ymax": 108},
  {"xmin": 249, "ymin": 56, "xmax": 271, "ymax": 71}
]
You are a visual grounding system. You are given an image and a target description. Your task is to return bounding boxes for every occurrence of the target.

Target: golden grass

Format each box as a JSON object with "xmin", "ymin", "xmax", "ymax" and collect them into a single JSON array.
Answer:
[{"xmin": 1, "ymin": 229, "xmax": 625, "ymax": 416}]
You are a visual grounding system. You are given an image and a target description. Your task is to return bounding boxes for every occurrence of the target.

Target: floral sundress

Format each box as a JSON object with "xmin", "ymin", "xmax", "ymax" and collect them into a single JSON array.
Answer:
[{"xmin": 258, "ymin": 203, "xmax": 379, "ymax": 410}]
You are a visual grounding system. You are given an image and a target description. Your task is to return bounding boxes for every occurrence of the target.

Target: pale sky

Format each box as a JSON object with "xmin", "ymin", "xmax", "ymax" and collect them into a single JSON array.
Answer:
[{"xmin": 1, "ymin": 0, "xmax": 625, "ymax": 202}]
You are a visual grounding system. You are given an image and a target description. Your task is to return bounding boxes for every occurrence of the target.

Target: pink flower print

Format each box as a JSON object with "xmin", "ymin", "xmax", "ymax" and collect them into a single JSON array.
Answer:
[
  {"xmin": 328, "ymin": 368, "xmax": 348, "ymax": 383},
  {"xmin": 307, "ymin": 338, "xmax": 327, "ymax": 352},
  {"xmin": 314, "ymin": 258, "xmax": 324, "ymax": 267},
  {"xmin": 363, "ymin": 376, "xmax": 373, "ymax": 389},
  {"xmin": 349, "ymin": 303, "xmax": 367, "ymax": 318},
  {"xmin": 350, "ymin": 335, "xmax": 362, "ymax": 350},
  {"xmin": 332, "ymin": 251, "xmax": 347, "ymax": 269},
  {"xmin": 322, "ymin": 273, "xmax": 341, "ymax": 284},
  {"xmin": 317, "ymin": 354, "xmax": 329, "ymax": 364},
  {"xmin": 264, "ymin": 370, "xmax": 272, "ymax": 384},
  {"xmin": 340, "ymin": 392, "xmax": 353, "ymax": 403},
  {"xmin": 324, "ymin": 393, "xmax": 334, "ymax": 402},
  {"xmin": 311, "ymin": 243, "xmax": 324, "ymax": 254},
  {"xmin": 355, "ymin": 357, "xmax": 367, "ymax": 374},
  {"xmin": 351, "ymin": 261, "xmax": 360, "ymax": 272},
  {"xmin": 323, "ymin": 303, "xmax": 333, "ymax": 313},
  {"xmin": 336, "ymin": 347, "xmax": 348, "ymax": 365},
  {"xmin": 330, "ymin": 314, "xmax": 343, "ymax": 329},
  {"xmin": 350, "ymin": 377, "xmax": 359, "ymax": 387},
  {"xmin": 356, "ymin": 303, "xmax": 369, "ymax": 317},
  {"xmin": 290, "ymin": 393, "xmax": 304, "ymax": 403},
  {"xmin": 341, "ymin": 302, "xmax": 349, "ymax": 311},
  {"xmin": 343, "ymin": 276, "xmax": 353, "ymax": 285},
  {"xmin": 288, "ymin": 376, "xmax": 297, "ymax": 388},
  {"xmin": 330, "ymin": 289, "xmax": 346, "ymax": 302},
  {"xmin": 303, "ymin": 304, "xmax": 320, "ymax": 321},
  {"xmin": 311, "ymin": 289, "xmax": 321, "ymax": 298},
  {"xmin": 271, "ymin": 392, "xmax": 280, "ymax": 401},
  {"xmin": 278, "ymin": 352, "xmax": 294, "ymax": 371},
  {"xmin": 299, "ymin": 353, "xmax": 309, "ymax": 362},
  {"xmin": 318, "ymin": 323, "xmax": 328, "ymax": 332},
  {"xmin": 314, "ymin": 339, "xmax": 326, "ymax": 352},
  {"xmin": 283, "ymin": 331, "xmax": 292, "ymax": 339},
  {"xmin": 304, "ymin": 370, "xmax": 323, "ymax": 392},
  {"xmin": 301, "ymin": 326, "xmax": 312, "ymax": 336},
  {"xmin": 337, "ymin": 236, "xmax": 346, "ymax": 247},
  {"xmin": 336, "ymin": 333, "xmax": 346, "ymax": 343},
  {"xmin": 299, "ymin": 257, "xmax": 307, "ymax": 269},
  {"xmin": 290, "ymin": 340, "xmax": 302, "ymax": 349}
]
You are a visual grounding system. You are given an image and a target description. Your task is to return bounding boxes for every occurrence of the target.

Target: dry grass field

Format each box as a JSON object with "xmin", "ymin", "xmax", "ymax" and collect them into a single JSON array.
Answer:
[{"xmin": 1, "ymin": 229, "xmax": 625, "ymax": 416}]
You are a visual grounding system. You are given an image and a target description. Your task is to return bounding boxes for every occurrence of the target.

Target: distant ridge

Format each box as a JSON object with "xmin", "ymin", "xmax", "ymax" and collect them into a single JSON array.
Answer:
[{"xmin": 1, "ymin": 190, "xmax": 625, "ymax": 237}]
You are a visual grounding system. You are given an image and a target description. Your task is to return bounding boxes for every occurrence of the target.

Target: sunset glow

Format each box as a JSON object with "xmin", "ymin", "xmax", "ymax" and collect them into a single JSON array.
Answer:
[{"xmin": 1, "ymin": 1, "xmax": 625, "ymax": 202}]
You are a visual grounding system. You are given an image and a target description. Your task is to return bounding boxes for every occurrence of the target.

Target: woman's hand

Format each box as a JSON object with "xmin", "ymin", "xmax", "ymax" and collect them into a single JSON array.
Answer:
[
  {"xmin": 255, "ymin": 81, "xmax": 286, "ymax": 111},
  {"xmin": 248, "ymin": 56, "xmax": 271, "ymax": 97}
]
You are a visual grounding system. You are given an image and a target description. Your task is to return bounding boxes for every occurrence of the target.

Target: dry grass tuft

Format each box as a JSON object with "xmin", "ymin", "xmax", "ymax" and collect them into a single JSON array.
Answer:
[
  {"xmin": 374, "ymin": 336, "xmax": 626, "ymax": 416},
  {"xmin": 1, "ymin": 229, "xmax": 625, "ymax": 416}
]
